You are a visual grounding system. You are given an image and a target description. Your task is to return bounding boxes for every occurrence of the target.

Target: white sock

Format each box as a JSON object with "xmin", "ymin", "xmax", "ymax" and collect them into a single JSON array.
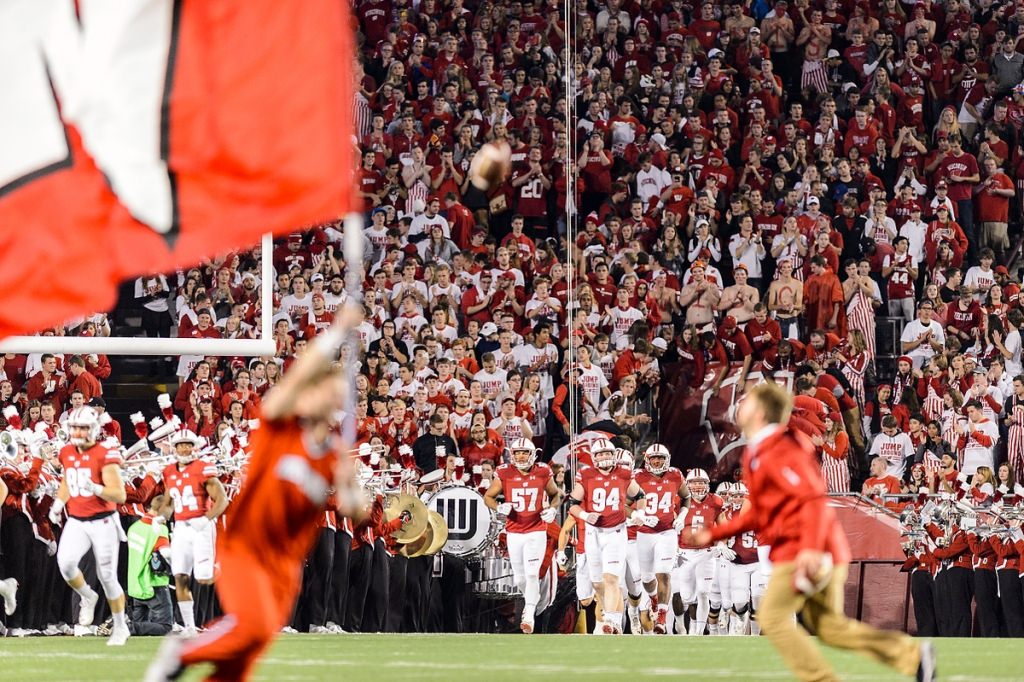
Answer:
[
  {"xmin": 179, "ymin": 600, "xmax": 195, "ymax": 629},
  {"xmin": 658, "ymin": 603, "xmax": 669, "ymax": 613},
  {"xmin": 112, "ymin": 610, "xmax": 127, "ymax": 629},
  {"xmin": 73, "ymin": 583, "xmax": 97, "ymax": 601}
]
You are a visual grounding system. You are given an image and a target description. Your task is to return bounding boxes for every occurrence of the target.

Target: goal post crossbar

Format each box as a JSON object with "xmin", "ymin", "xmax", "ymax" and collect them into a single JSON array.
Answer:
[{"xmin": 0, "ymin": 234, "xmax": 276, "ymax": 357}]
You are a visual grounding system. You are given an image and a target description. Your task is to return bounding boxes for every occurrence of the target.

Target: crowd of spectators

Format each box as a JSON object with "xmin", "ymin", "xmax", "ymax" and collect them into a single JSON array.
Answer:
[{"xmin": 9, "ymin": 0, "xmax": 1024, "ymax": 497}]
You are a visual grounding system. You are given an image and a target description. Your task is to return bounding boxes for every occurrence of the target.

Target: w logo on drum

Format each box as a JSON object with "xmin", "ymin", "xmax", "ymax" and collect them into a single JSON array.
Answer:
[{"xmin": 435, "ymin": 498, "xmax": 478, "ymax": 541}]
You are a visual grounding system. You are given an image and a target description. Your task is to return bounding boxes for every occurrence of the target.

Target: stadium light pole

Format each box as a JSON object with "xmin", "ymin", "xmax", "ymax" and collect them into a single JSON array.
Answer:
[{"xmin": 0, "ymin": 233, "xmax": 277, "ymax": 357}]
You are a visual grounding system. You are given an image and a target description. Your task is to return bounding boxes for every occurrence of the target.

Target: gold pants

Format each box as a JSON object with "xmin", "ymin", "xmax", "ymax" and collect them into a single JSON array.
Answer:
[{"xmin": 759, "ymin": 562, "xmax": 921, "ymax": 682}]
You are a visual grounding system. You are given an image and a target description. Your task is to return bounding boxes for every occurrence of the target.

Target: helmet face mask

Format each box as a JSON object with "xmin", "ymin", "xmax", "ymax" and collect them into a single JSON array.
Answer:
[
  {"xmin": 590, "ymin": 438, "xmax": 617, "ymax": 471},
  {"xmin": 686, "ymin": 468, "xmax": 710, "ymax": 500},
  {"xmin": 644, "ymin": 443, "xmax": 670, "ymax": 475},
  {"xmin": 175, "ymin": 442, "xmax": 196, "ymax": 465},
  {"xmin": 171, "ymin": 430, "xmax": 200, "ymax": 464},
  {"xmin": 67, "ymin": 407, "xmax": 100, "ymax": 448}
]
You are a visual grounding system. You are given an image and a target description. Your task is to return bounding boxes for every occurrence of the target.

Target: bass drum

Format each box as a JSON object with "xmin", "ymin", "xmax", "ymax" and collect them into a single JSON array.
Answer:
[{"xmin": 427, "ymin": 486, "xmax": 497, "ymax": 557}]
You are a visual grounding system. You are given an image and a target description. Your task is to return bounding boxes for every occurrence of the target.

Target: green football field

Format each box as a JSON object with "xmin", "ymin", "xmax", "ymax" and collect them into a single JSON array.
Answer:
[{"xmin": 0, "ymin": 634, "xmax": 1020, "ymax": 681}]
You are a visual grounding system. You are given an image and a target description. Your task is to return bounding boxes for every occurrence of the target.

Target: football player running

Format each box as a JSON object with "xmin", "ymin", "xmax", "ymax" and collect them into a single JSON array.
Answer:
[
  {"xmin": 49, "ymin": 406, "xmax": 129, "ymax": 645},
  {"xmin": 161, "ymin": 430, "xmax": 228, "ymax": 636},
  {"xmin": 633, "ymin": 444, "xmax": 685, "ymax": 634},
  {"xmin": 567, "ymin": 438, "xmax": 648, "ymax": 634},
  {"xmin": 672, "ymin": 468, "xmax": 724, "ymax": 635},
  {"xmin": 720, "ymin": 482, "xmax": 765, "ymax": 635},
  {"xmin": 485, "ymin": 438, "xmax": 561, "ymax": 634}
]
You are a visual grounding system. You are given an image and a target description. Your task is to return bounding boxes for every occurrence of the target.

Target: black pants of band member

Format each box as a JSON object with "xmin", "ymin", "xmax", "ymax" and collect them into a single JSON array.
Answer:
[
  {"xmin": 328, "ymin": 530, "xmax": 352, "ymax": 627},
  {"xmin": 943, "ymin": 567, "xmax": 974, "ymax": 637},
  {"xmin": 296, "ymin": 527, "xmax": 335, "ymax": 630},
  {"xmin": 973, "ymin": 569, "xmax": 1001, "ymax": 637},
  {"xmin": 910, "ymin": 570, "xmax": 937, "ymax": 637},
  {"xmin": 998, "ymin": 570, "xmax": 1024, "ymax": 637},
  {"xmin": 387, "ymin": 554, "xmax": 408, "ymax": 633},
  {"xmin": 363, "ymin": 538, "xmax": 392, "ymax": 633},
  {"xmin": 129, "ymin": 587, "xmax": 173, "ymax": 636},
  {"xmin": 344, "ymin": 544, "xmax": 373, "ymax": 632}
]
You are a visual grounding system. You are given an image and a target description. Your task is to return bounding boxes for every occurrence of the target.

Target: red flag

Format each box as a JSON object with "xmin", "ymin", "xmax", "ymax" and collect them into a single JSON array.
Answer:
[{"xmin": 0, "ymin": 0, "xmax": 356, "ymax": 339}]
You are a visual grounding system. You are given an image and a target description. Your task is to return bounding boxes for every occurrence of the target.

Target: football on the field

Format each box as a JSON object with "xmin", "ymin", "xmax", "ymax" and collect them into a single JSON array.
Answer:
[{"xmin": 469, "ymin": 141, "xmax": 511, "ymax": 191}]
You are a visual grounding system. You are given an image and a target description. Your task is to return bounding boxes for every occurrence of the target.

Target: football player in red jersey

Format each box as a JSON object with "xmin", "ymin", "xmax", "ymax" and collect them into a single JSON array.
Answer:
[
  {"xmin": 147, "ymin": 316, "xmax": 363, "ymax": 682},
  {"xmin": 48, "ymin": 406, "xmax": 129, "ymax": 645},
  {"xmin": 484, "ymin": 437, "xmax": 561, "ymax": 634},
  {"xmin": 161, "ymin": 429, "xmax": 228, "ymax": 636},
  {"xmin": 634, "ymin": 443, "xmax": 685, "ymax": 634},
  {"xmin": 672, "ymin": 468, "xmax": 724, "ymax": 635},
  {"xmin": 720, "ymin": 482, "xmax": 766, "ymax": 635},
  {"xmin": 567, "ymin": 438, "xmax": 648, "ymax": 634}
]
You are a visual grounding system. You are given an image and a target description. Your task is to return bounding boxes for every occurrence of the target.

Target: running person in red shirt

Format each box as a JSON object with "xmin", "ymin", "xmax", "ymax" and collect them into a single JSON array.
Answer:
[
  {"xmin": 49, "ymin": 406, "xmax": 129, "ymax": 645},
  {"xmin": 685, "ymin": 383, "xmax": 935, "ymax": 682},
  {"xmin": 484, "ymin": 437, "xmax": 561, "ymax": 634},
  {"xmin": 146, "ymin": 317, "xmax": 362, "ymax": 682}
]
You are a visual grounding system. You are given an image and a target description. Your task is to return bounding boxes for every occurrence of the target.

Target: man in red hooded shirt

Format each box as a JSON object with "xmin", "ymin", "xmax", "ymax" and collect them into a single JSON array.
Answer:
[{"xmin": 684, "ymin": 383, "xmax": 934, "ymax": 682}]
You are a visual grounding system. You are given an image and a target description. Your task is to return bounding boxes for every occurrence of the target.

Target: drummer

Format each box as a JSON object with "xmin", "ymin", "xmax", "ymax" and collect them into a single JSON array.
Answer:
[{"xmin": 484, "ymin": 438, "xmax": 562, "ymax": 634}]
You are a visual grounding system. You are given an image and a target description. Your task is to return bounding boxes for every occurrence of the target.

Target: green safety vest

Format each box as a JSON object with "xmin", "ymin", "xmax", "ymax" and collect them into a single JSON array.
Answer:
[{"xmin": 126, "ymin": 517, "xmax": 170, "ymax": 600}]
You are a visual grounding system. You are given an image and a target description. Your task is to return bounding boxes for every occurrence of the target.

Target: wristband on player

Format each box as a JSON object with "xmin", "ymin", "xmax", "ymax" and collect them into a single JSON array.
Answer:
[{"xmin": 51, "ymin": 498, "xmax": 65, "ymax": 515}]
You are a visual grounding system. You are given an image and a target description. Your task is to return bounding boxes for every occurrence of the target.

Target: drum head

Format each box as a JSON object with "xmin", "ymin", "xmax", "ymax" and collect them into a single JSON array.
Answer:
[
  {"xmin": 428, "ymin": 486, "xmax": 494, "ymax": 556},
  {"xmin": 419, "ymin": 469, "xmax": 445, "ymax": 485}
]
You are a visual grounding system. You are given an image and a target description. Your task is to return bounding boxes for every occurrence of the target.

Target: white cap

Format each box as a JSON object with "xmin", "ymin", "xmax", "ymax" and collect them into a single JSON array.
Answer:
[
  {"xmin": 708, "ymin": 48, "xmax": 724, "ymax": 60},
  {"xmin": 652, "ymin": 338, "xmax": 668, "ymax": 350},
  {"xmin": 480, "ymin": 322, "xmax": 498, "ymax": 336},
  {"xmin": 650, "ymin": 132, "xmax": 667, "ymax": 147}
]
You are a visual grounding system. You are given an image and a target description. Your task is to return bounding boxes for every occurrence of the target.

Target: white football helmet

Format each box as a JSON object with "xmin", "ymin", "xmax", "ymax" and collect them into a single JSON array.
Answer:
[
  {"xmin": 66, "ymin": 407, "xmax": 101, "ymax": 447},
  {"xmin": 716, "ymin": 481, "xmax": 733, "ymax": 497},
  {"xmin": 590, "ymin": 438, "xmax": 617, "ymax": 471},
  {"xmin": 170, "ymin": 429, "xmax": 200, "ymax": 464},
  {"xmin": 509, "ymin": 437, "xmax": 538, "ymax": 472},
  {"xmin": 686, "ymin": 468, "xmax": 710, "ymax": 501},
  {"xmin": 616, "ymin": 448, "xmax": 634, "ymax": 467},
  {"xmin": 644, "ymin": 443, "xmax": 670, "ymax": 475},
  {"xmin": 731, "ymin": 481, "xmax": 748, "ymax": 508}
]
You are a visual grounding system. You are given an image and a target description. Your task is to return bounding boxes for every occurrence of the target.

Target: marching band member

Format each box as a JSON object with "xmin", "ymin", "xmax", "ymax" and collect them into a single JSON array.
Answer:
[
  {"xmin": 567, "ymin": 438, "xmax": 647, "ymax": 635},
  {"xmin": 485, "ymin": 437, "xmax": 560, "ymax": 634},
  {"xmin": 49, "ymin": 406, "xmax": 129, "ymax": 645},
  {"xmin": 0, "ymin": 473, "xmax": 18, "ymax": 617},
  {"xmin": 161, "ymin": 430, "xmax": 228, "ymax": 637}
]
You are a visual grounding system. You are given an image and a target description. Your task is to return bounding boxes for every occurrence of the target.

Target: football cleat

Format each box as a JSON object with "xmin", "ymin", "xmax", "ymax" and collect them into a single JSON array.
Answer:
[
  {"xmin": 78, "ymin": 590, "xmax": 99, "ymax": 626},
  {"xmin": 520, "ymin": 617, "xmax": 534, "ymax": 635},
  {"xmin": 107, "ymin": 625, "xmax": 130, "ymax": 646},
  {"xmin": 628, "ymin": 605, "xmax": 642, "ymax": 636},
  {"xmin": 654, "ymin": 609, "xmax": 668, "ymax": 635}
]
